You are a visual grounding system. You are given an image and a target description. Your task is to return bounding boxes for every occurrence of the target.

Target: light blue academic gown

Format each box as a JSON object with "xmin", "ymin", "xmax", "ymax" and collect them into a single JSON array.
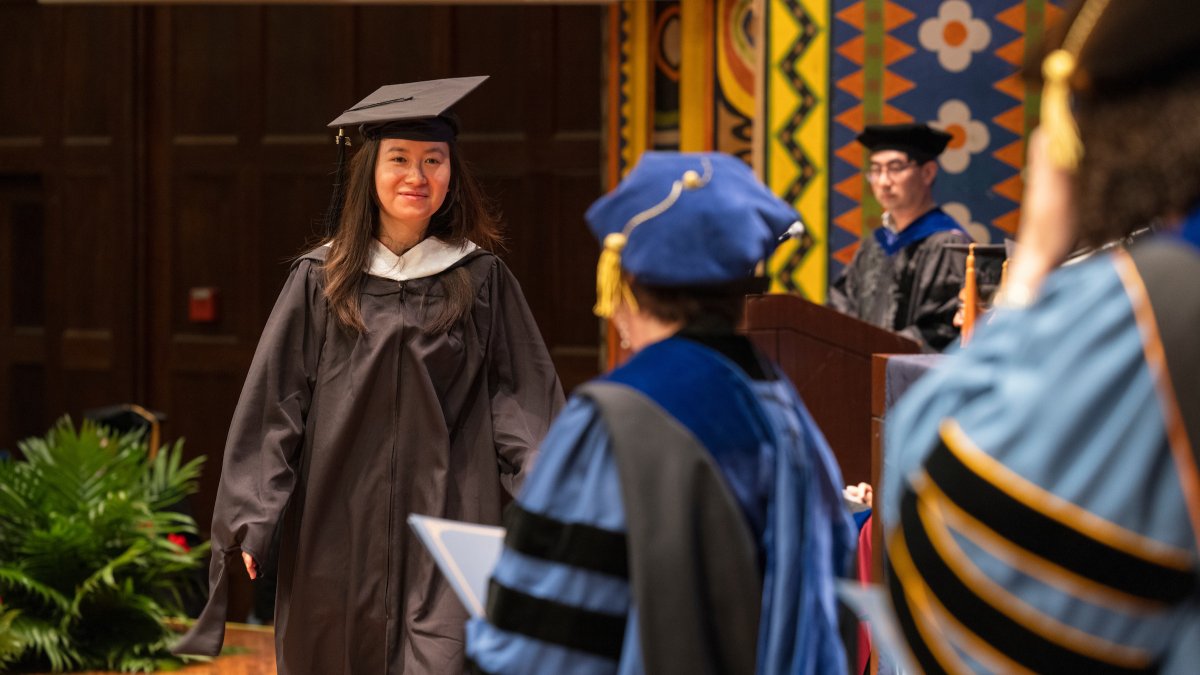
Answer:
[
  {"xmin": 465, "ymin": 336, "xmax": 854, "ymax": 675},
  {"xmin": 882, "ymin": 221, "xmax": 1200, "ymax": 673}
]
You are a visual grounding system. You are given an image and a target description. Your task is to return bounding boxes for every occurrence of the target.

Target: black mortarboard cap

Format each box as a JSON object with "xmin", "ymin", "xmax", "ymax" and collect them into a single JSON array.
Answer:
[
  {"xmin": 856, "ymin": 123, "xmax": 953, "ymax": 164},
  {"xmin": 84, "ymin": 403, "xmax": 167, "ymax": 456},
  {"xmin": 943, "ymin": 243, "xmax": 1009, "ymax": 257},
  {"xmin": 321, "ymin": 76, "xmax": 488, "ymax": 236},
  {"xmin": 944, "ymin": 242, "xmax": 1011, "ymax": 301},
  {"xmin": 327, "ymin": 76, "xmax": 488, "ymax": 142}
]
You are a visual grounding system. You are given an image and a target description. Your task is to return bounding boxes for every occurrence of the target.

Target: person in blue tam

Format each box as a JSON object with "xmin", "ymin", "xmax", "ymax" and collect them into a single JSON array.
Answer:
[
  {"xmin": 882, "ymin": 0, "xmax": 1200, "ymax": 672},
  {"xmin": 464, "ymin": 151, "xmax": 856, "ymax": 674},
  {"xmin": 829, "ymin": 123, "xmax": 971, "ymax": 352}
]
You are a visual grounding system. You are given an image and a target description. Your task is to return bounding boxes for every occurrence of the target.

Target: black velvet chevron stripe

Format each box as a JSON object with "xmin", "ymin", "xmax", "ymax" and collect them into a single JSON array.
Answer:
[
  {"xmin": 885, "ymin": 554, "xmax": 950, "ymax": 675},
  {"xmin": 464, "ymin": 657, "xmax": 494, "ymax": 675},
  {"xmin": 486, "ymin": 579, "xmax": 627, "ymax": 660},
  {"xmin": 504, "ymin": 503, "xmax": 629, "ymax": 578},
  {"xmin": 900, "ymin": 489, "xmax": 1158, "ymax": 675},
  {"xmin": 926, "ymin": 438, "xmax": 1196, "ymax": 605}
]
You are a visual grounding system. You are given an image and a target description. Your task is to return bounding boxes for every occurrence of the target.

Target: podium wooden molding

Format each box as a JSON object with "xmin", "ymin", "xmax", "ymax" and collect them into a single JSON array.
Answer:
[{"xmin": 741, "ymin": 293, "xmax": 920, "ymax": 486}]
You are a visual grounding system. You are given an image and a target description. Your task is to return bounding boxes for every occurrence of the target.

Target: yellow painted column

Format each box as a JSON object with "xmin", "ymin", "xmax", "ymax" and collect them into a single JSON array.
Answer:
[
  {"xmin": 615, "ymin": 0, "xmax": 654, "ymax": 177},
  {"xmin": 764, "ymin": 0, "xmax": 829, "ymax": 302},
  {"xmin": 679, "ymin": 0, "xmax": 714, "ymax": 151}
]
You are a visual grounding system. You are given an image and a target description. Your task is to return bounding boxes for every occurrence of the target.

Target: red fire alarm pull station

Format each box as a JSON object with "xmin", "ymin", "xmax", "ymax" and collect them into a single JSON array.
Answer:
[{"xmin": 188, "ymin": 287, "xmax": 219, "ymax": 323}]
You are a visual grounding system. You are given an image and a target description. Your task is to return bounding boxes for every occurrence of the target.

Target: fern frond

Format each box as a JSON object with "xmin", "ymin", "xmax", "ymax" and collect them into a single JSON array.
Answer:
[
  {"xmin": 11, "ymin": 614, "xmax": 83, "ymax": 672},
  {"xmin": 1, "ymin": 416, "xmax": 208, "ymax": 671},
  {"xmin": 0, "ymin": 607, "xmax": 25, "ymax": 667},
  {"xmin": 69, "ymin": 541, "xmax": 150, "ymax": 617},
  {"xmin": 0, "ymin": 567, "xmax": 72, "ymax": 613}
]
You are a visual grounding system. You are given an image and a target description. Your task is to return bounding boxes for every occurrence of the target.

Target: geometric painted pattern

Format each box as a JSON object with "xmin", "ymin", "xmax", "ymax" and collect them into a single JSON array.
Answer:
[
  {"xmin": 829, "ymin": 0, "xmax": 1068, "ymax": 288},
  {"xmin": 830, "ymin": 0, "xmax": 918, "ymax": 275},
  {"xmin": 765, "ymin": 0, "xmax": 831, "ymax": 300},
  {"xmin": 609, "ymin": 1, "xmax": 653, "ymax": 185},
  {"xmin": 611, "ymin": 0, "xmax": 1066, "ymax": 303}
]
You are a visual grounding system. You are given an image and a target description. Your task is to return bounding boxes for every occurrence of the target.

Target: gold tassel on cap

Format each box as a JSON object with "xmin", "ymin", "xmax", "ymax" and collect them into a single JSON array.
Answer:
[
  {"xmin": 1040, "ymin": 49, "xmax": 1082, "ymax": 170},
  {"xmin": 592, "ymin": 158, "xmax": 713, "ymax": 319},
  {"xmin": 593, "ymin": 232, "xmax": 628, "ymax": 319},
  {"xmin": 1038, "ymin": 0, "xmax": 1113, "ymax": 170}
]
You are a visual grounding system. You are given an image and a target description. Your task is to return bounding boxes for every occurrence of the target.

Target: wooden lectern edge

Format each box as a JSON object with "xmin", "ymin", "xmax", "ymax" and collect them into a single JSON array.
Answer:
[{"xmin": 742, "ymin": 294, "xmax": 921, "ymax": 356}]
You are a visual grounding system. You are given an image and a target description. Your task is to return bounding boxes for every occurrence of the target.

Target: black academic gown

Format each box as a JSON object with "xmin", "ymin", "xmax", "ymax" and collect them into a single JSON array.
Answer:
[
  {"xmin": 175, "ymin": 246, "xmax": 563, "ymax": 674},
  {"xmin": 828, "ymin": 227, "xmax": 969, "ymax": 351}
]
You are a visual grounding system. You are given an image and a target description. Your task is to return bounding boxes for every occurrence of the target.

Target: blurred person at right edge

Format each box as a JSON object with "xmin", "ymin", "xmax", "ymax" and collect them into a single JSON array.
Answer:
[{"xmin": 881, "ymin": 1, "xmax": 1200, "ymax": 673}]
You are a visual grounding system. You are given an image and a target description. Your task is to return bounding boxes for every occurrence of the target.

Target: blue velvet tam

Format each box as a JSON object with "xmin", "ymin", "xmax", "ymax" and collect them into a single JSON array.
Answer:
[{"xmin": 586, "ymin": 152, "xmax": 799, "ymax": 289}]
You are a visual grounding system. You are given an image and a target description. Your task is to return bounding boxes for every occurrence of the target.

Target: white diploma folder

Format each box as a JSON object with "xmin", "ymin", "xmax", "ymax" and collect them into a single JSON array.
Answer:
[
  {"xmin": 407, "ymin": 514, "xmax": 506, "ymax": 618},
  {"xmin": 836, "ymin": 580, "xmax": 917, "ymax": 674}
]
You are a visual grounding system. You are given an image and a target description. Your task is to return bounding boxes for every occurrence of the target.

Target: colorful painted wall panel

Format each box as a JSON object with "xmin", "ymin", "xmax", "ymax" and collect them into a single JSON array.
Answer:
[
  {"xmin": 608, "ymin": 0, "xmax": 758, "ymax": 173},
  {"xmin": 764, "ymin": 0, "xmax": 829, "ymax": 298},
  {"xmin": 713, "ymin": 0, "xmax": 757, "ymax": 161},
  {"xmin": 824, "ymin": 0, "xmax": 1066, "ymax": 298},
  {"xmin": 613, "ymin": 0, "xmax": 1064, "ymax": 302}
]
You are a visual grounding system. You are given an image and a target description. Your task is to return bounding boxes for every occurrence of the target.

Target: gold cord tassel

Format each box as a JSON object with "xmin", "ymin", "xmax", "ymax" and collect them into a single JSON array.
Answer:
[
  {"xmin": 962, "ymin": 243, "xmax": 978, "ymax": 346},
  {"xmin": 593, "ymin": 233, "xmax": 627, "ymax": 318},
  {"xmin": 1040, "ymin": 49, "xmax": 1083, "ymax": 170}
]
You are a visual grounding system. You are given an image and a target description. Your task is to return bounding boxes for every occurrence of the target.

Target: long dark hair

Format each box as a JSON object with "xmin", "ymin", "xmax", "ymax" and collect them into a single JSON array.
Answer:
[{"xmin": 322, "ymin": 136, "xmax": 503, "ymax": 334}]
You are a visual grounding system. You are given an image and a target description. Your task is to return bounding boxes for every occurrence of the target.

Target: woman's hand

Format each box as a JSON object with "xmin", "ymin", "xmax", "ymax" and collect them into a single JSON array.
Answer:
[
  {"xmin": 242, "ymin": 551, "xmax": 258, "ymax": 580},
  {"xmin": 999, "ymin": 128, "xmax": 1078, "ymax": 307},
  {"xmin": 843, "ymin": 482, "xmax": 874, "ymax": 509}
]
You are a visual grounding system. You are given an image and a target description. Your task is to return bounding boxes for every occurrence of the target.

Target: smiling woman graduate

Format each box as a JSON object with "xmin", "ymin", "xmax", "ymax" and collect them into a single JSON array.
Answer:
[{"xmin": 174, "ymin": 77, "xmax": 564, "ymax": 674}]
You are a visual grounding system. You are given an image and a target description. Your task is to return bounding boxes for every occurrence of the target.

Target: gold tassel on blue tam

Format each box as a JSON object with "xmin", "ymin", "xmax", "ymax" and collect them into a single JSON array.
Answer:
[
  {"xmin": 593, "ymin": 233, "xmax": 628, "ymax": 319},
  {"xmin": 589, "ymin": 162, "xmax": 710, "ymax": 319},
  {"xmin": 585, "ymin": 153, "xmax": 798, "ymax": 317}
]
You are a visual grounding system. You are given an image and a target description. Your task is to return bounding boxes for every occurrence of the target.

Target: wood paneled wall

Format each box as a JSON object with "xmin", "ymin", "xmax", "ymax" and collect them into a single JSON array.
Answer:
[
  {"xmin": 1, "ymin": 4, "xmax": 142, "ymax": 448},
  {"xmin": 1, "ymin": 2, "xmax": 604, "ymax": 583}
]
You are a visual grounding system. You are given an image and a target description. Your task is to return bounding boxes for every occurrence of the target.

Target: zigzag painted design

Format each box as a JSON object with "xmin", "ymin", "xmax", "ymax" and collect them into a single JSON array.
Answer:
[
  {"xmin": 829, "ymin": 0, "xmax": 917, "ymax": 277},
  {"xmin": 833, "ymin": 241, "xmax": 859, "ymax": 266},
  {"xmin": 990, "ymin": 1, "xmax": 1067, "ymax": 235},
  {"xmin": 829, "ymin": 0, "xmax": 866, "ymax": 281},
  {"xmin": 774, "ymin": 0, "xmax": 821, "ymax": 292},
  {"xmin": 990, "ymin": 13, "xmax": 1025, "ymax": 236},
  {"xmin": 880, "ymin": 0, "xmax": 915, "ymax": 32},
  {"xmin": 618, "ymin": 3, "xmax": 635, "ymax": 175}
]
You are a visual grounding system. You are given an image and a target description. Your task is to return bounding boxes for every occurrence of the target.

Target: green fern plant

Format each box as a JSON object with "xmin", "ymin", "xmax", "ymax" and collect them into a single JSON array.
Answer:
[{"xmin": 0, "ymin": 417, "xmax": 209, "ymax": 672}]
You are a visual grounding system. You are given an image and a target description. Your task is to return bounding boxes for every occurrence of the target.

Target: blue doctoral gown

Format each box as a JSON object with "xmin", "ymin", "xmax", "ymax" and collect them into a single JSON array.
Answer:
[
  {"xmin": 882, "ymin": 223, "xmax": 1200, "ymax": 673},
  {"xmin": 466, "ymin": 335, "xmax": 854, "ymax": 674}
]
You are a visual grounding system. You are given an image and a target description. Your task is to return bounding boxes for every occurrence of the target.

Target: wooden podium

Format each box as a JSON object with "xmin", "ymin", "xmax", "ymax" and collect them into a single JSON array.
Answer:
[{"xmin": 740, "ymin": 293, "xmax": 920, "ymax": 486}]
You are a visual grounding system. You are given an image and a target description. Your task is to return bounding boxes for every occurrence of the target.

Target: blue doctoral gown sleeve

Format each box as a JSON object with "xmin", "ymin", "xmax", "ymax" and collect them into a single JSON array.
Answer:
[
  {"xmin": 756, "ymin": 379, "xmax": 856, "ymax": 675},
  {"xmin": 883, "ymin": 253, "xmax": 1200, "ymax": 672},
  {"xmin": 466, "ymin": 396, "xmax": 643, "ymax": 675}
]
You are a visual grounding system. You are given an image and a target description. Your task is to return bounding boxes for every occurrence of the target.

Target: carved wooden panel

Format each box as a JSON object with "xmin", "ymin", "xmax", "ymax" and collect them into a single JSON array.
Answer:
[
  {"xmin": 0, "ymin": 5, "xmax": 138, "ymax": 452},
  {"xmin": 0, "ymin": 177, "xmax": 47, "ymax": 450},
  {"xmin": 0, "ymin": 5, "xmax": 43, "ymax": 140}
]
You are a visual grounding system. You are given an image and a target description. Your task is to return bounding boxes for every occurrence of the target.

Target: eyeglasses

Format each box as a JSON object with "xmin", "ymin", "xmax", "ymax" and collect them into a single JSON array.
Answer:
[{"xmin": 866, "ymin": 160, "xmax": 917, "ymax": 182}]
